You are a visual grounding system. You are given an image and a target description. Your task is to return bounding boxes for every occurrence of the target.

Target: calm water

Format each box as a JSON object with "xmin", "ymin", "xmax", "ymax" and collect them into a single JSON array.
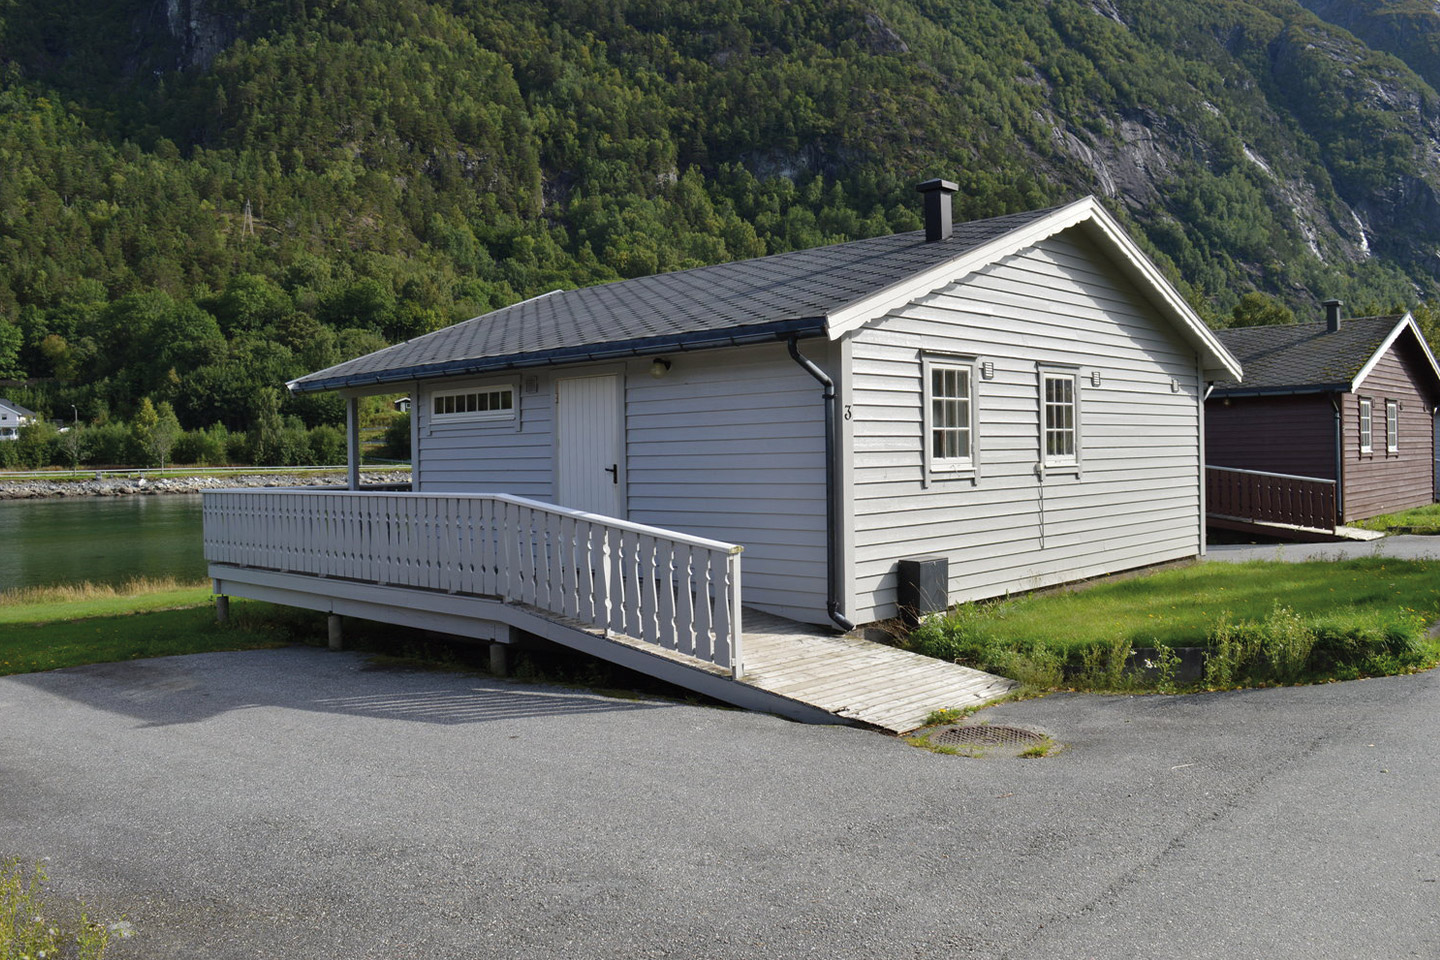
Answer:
[{"xmin": 0, "ymin": 495, "xmax": 206, "ymax": 591}]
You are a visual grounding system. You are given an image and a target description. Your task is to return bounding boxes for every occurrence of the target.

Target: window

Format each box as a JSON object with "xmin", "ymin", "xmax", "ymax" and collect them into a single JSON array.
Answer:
[
  {"xmin": 1386, "ymin": 399, "xmax": 1399, "ymax": 454},
  {"xmin": 1041, "ymin": 370, "xmax": 1079, "ymax": 467},
  {"xmin": 431, "ymin": 384, "xmax": 516, "ymax": 423},
  {"xmin": 1358, "ymin": 397, "xmax": 1372, "ymax": 454},
  {"xmin": 922, "ymin": 357, "xmax": 976, "ymax": 477}
]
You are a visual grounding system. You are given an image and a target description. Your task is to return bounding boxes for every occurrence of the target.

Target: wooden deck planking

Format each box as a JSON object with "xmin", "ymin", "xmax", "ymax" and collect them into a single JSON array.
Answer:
[{"xmin": 736, "ymin": 610, "xmax": 1018, "ymax": 733}]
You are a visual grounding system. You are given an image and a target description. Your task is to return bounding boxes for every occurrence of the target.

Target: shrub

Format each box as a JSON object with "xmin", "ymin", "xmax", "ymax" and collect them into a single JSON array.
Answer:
[
  {"xmin": 1204, "ymin": 604, "xmax": 1428, "ymax": 686},
  {"xmin": 308, "ymin": 424, "xmax": 345, "ymax": 465},
  {"xmin": 173, "ymin": 423, "xmax": 231, "ymax": 466},
  {"xmin": 83, "ymin": 421, "xmax": 136, "ymax": 466},
  {"xmin": 374, "ymin": 412, "xmax": 410, "ymax": 461}
]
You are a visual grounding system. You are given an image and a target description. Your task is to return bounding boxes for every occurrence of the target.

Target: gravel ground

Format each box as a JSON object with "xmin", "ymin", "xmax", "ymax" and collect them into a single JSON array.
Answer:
[{"xmin": 2, "ymin": 647, "xmax": 1437, "ymax": 959}]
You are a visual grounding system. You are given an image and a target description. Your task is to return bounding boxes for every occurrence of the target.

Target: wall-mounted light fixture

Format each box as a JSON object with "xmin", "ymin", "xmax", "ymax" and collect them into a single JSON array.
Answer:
[
  {"xmin": 1091, "ymin": 370, "xmax": 1102, "ymax": 388},
  {"xmin": 981, "ymin": 360, "xmax": 995, "ymax": 380},
  {"xmin": 650, "ymin": 357, "xmax": 672, "ymax": 379}
]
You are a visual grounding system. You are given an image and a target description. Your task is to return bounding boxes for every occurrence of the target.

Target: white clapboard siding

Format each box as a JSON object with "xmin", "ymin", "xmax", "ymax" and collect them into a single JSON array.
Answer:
[
  {"xmin": 626, "ymin": 343, "xmax": 829, "ymax": 624},
  {"xmin": 846, "ymin": 231, "xmax": 1202, "ymax": 623},
  {"xmin": 416, "ymin": 375, "xmax": 554, "ymax": 499}
]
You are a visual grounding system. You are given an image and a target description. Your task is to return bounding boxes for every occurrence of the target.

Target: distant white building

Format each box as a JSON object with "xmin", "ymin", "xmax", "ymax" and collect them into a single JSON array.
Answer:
[{"xmin": 0, "ymin": 398, "xmax": 34, "ymax": 440}]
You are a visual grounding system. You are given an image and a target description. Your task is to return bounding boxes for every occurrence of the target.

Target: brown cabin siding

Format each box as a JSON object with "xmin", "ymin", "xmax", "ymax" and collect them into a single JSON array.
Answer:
[
  {"xmin": 1204, "ymin": 394, "xmax": 1336, "ymax": 479},
  {"xmin": 1340, "ymin": 338, "xmax": 1438, "ymax": 522}
]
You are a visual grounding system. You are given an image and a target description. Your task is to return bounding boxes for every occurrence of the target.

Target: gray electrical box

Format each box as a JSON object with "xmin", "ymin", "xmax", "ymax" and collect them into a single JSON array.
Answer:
[{"xmin": 897, "ymin": 556, "xmax": 948, "ymax": 622}]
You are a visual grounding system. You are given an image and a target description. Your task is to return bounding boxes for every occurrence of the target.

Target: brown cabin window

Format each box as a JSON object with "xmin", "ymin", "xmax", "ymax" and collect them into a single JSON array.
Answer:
[
  {"xmin": 1358, "ymin": 397, "xmax": 1373, "ymax": 454},
  {"xmin": 1386, "ymin": 399, "xmax": 1399, "ymax": 454}
]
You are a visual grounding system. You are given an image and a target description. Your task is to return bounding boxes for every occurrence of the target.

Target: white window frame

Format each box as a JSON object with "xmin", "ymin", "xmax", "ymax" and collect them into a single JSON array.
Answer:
[
  {"xmin": 922, "ymin": 355, "xmax": 978, "ymax": 481},
  {"xmin": 1386, "ymin": 399, "xmax": 1399, "ymax": 454},
  {"xmin": 429, "ymin": 381, "xmax": 518, "ymax": 425},
  {"xmin": 1358, "ymin": 397, "xmax": 1373, "ymax": 454},
  {"xmin": 1039, "ymin": 366, "xmax": 1081, "ymax": 472}
]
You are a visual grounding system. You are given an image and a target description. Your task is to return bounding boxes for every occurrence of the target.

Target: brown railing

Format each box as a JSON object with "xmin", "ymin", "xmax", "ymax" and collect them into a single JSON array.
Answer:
[{"xmin": 1205, "ymin": 466, "xmax": 1337, "ymax": 532}]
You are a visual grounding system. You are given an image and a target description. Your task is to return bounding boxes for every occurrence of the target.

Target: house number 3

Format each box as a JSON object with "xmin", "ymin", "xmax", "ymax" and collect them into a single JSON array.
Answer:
[{"xmin": 843, "ymin": 405, "xmax": 853, "ymax": 421}]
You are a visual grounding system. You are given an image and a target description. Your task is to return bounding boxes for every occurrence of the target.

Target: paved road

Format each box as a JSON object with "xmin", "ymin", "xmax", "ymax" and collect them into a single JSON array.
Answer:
[
  {"xmin": 1208, "ymin": 532, "xmax": 1440, "ymax": 563},
  {"xmin": 2, "ymin": 647, "xmax": 1437, "ymax": 959}
]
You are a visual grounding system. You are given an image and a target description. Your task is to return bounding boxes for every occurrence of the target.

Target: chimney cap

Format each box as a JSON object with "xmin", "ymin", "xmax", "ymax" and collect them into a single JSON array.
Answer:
[{"xmin": 916, "ymin": 178, "xmax": 959, "ymax": 194}]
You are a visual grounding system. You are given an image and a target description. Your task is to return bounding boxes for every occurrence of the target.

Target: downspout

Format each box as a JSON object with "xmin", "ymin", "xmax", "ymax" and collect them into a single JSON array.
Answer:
[
  {"xmin": 1330, "ymin": 392, "xmax": 1344, "ymax": 523},
  {"xmin": 787, "ymin": 336, "xmax": 855, "ymax": 632}
]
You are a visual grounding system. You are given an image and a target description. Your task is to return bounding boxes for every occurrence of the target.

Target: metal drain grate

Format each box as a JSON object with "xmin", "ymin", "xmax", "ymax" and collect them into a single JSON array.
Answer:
[{"xmin": 928, "ymin": 723, "xmax": 1050, "ymax": 750}]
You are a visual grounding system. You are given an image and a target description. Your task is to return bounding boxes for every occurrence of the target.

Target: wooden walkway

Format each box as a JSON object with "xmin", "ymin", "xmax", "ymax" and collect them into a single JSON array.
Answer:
[
  {"xmin": 736, "ymin": 611, "xmax": 1018, "ymax": 733},
  {"xmin": 536, "ymin": 606, "xmax": 1017, "ymax": 733}
]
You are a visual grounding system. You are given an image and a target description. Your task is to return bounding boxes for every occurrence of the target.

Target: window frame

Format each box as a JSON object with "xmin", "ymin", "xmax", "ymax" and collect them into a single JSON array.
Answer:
[
  {"xmin": 1358, "ymin": 396, "xmax": 1373, "ymax": 455},
  {"xmin": 1038, "ymin": 366, "xmax": 1082, "ymax": 473},
  {"xmin": 428, "ymin": 381, "xmax": 519, "ymax": 426},
  {"xmin": 1386, "ymin": 399, "xmax": 1399, "ymax": 454},
  {"xmin": 921, "ymin": 354, "xmax": 978, "ymax": 482}
]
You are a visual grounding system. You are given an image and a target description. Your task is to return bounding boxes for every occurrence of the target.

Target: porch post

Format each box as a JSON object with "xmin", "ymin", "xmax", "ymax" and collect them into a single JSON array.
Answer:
[{"xmin": 346, "ymin": 395, "xmax": 360, "ymax": 491}]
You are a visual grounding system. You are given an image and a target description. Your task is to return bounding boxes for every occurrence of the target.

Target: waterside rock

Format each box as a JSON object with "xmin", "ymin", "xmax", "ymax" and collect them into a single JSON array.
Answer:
[{"xmin": 0, "ymin": 471, "xmax": 410, "ymax": 500}]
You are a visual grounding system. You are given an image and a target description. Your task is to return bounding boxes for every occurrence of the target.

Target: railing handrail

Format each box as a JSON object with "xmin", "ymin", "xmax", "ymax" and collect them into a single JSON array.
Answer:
[
  {"xmin": 1206, "ymin": 465, "xmax": 1336, "ymax": 486},
  {"xmin": 203, "ymin": 488, "xmax": 745, "ymax": 677},
  {"xmin": 207, "ymin": 487, "xmax": 744, "ymax": 556}
]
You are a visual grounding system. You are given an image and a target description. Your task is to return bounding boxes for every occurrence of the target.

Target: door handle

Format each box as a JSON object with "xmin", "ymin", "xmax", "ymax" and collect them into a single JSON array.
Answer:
[{"xmin": 604, "ymin": 464, "xmax": 618, "ymax": 484}]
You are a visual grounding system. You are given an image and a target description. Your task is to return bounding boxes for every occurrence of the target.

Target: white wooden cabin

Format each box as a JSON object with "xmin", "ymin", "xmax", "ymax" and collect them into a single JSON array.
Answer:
[
  {"xmin": 0, "ymin": 398, "xmax": 34, "ymax": 440},
  {"xmin": 204, "ymin": 184, "xmax": 1240, "ymax": 729}
]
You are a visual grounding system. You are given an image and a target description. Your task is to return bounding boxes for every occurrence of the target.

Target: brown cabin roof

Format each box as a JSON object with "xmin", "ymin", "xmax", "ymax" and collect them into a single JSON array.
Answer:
[{"xmin": 1210, "ymin": 316, "xmax": 1409, "ymax": 396}]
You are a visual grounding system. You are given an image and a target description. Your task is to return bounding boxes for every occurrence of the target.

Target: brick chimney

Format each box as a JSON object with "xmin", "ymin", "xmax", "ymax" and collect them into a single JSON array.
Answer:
[
  {"xmin": 917, "ymin": 179, "xmax": 958, "ymax": 242},
  {"xmin": 1323, "ymin": 299, "xmax": 1343, "ymax": 333}
]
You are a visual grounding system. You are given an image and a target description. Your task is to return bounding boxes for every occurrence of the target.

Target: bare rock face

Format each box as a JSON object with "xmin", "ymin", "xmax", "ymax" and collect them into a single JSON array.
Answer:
[
  {"xmin": 125, "ymin": 0, "xmax": 239, "ymax": 75},
  {"xmin": 863, "ymin": 13, "xmax": 909, "ymax": 55},
  {"xmin": 162, "ymin": 0, "xmax": 236, "ymax": 71}
]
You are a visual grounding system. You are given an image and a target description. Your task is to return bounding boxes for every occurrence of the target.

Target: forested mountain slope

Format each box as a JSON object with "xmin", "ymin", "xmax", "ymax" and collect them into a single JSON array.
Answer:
[{"xmin": 3, "ymin": 0, "xmax": 1440, "ymax": 445}]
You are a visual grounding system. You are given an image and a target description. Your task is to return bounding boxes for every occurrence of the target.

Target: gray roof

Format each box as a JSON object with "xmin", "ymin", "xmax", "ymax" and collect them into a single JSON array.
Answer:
[
  {"xmin": 1210, "ymin": 316, "xmax": 1409, "ymax": 395},
  {"xmin": 289, "ymin": 206, "xmax": 1064, "ymax": 393},
  {"xmin": 0, "ymin": 398, "xmax": 35, "ymax": 417}
]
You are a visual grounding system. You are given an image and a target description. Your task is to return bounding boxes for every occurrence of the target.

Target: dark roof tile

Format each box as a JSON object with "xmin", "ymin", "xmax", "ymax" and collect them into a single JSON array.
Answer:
[
  {"xmin": 1210, "ymin": 316, "xmax": 1404, "ymax": 394},
  {"xmin": 291, "ymin": 206, "xmax": 1063, "ymax": 392}
]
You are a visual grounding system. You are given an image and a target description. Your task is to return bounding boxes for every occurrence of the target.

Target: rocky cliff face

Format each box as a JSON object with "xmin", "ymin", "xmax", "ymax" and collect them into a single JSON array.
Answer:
[{"xmin": 161, "ymin": 0, "xmax": 237, "ymax": 71}]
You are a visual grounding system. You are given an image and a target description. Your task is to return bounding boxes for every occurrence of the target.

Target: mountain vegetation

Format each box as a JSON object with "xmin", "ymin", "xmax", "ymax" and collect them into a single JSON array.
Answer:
[{"xmin": 3, "ymin": 0, "xmax": 1440, "ymax": 463}]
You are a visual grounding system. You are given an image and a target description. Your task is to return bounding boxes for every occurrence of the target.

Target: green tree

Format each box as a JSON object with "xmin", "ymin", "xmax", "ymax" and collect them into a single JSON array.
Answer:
[
  {"xmin": 0, "ymin": 320, "xmax": 23, "ymax": 379},
  {"xmin": 1225, "ymin": 292, "xmax": 1296, "ymax": 329},
  {"xmin": 14, "ymin": 420, "xmax": 57, "ymax": 469},
  {"xmin": 55, "ymin": 423, "xmax": 85, "ymax": 470}
]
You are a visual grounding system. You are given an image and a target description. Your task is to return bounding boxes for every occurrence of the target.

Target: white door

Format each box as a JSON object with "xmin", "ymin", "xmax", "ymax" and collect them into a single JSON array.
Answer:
[{"xmin": 556, "ymin": 374, "xmax": 624, "ymax": 517}]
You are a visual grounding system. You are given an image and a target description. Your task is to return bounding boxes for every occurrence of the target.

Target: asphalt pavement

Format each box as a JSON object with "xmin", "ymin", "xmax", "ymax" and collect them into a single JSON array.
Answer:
[
  {"xmin": 1207, "ymin": 532, "xmax": 1440, "ymax": 563},
  {"xmin": 2, "ymin": 646, "xmax": 1437, "ymax": 959}
]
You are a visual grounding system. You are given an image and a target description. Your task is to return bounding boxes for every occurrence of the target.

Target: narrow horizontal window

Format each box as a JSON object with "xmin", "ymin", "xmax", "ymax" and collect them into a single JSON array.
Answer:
[{"xmin": 431, "ymin": 384, "xmax": 516, "ymax": 423}]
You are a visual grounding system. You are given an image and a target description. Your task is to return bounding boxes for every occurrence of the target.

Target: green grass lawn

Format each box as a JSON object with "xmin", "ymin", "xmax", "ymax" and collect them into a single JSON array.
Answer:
[
  {"xmin": 0, "ymin": 580, "xmax": 304, "ymax": 676},
  {"xmin": 1354, "ymin": 503, "xmax": 1440, "ymax": 534},
  {"xmin": 905, "ymin": 557, "xmax": 1440, "ymax": 690}
]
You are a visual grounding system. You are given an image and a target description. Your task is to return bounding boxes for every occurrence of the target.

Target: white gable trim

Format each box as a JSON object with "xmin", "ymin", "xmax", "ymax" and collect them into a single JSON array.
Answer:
[
  {"xmin": 1350, "ymin": 313, "xmax": 1440, "ymax": 394},
  {"xmin": 824, "ymin": 196, "xmax": 1243, "ymax": 382}
]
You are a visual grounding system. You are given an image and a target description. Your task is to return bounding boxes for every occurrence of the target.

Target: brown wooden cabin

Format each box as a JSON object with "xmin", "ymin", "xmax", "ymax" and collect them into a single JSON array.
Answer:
[{"xmin": 1206, "ymin": 302, "xmax": 1440, "ymax": 524}]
